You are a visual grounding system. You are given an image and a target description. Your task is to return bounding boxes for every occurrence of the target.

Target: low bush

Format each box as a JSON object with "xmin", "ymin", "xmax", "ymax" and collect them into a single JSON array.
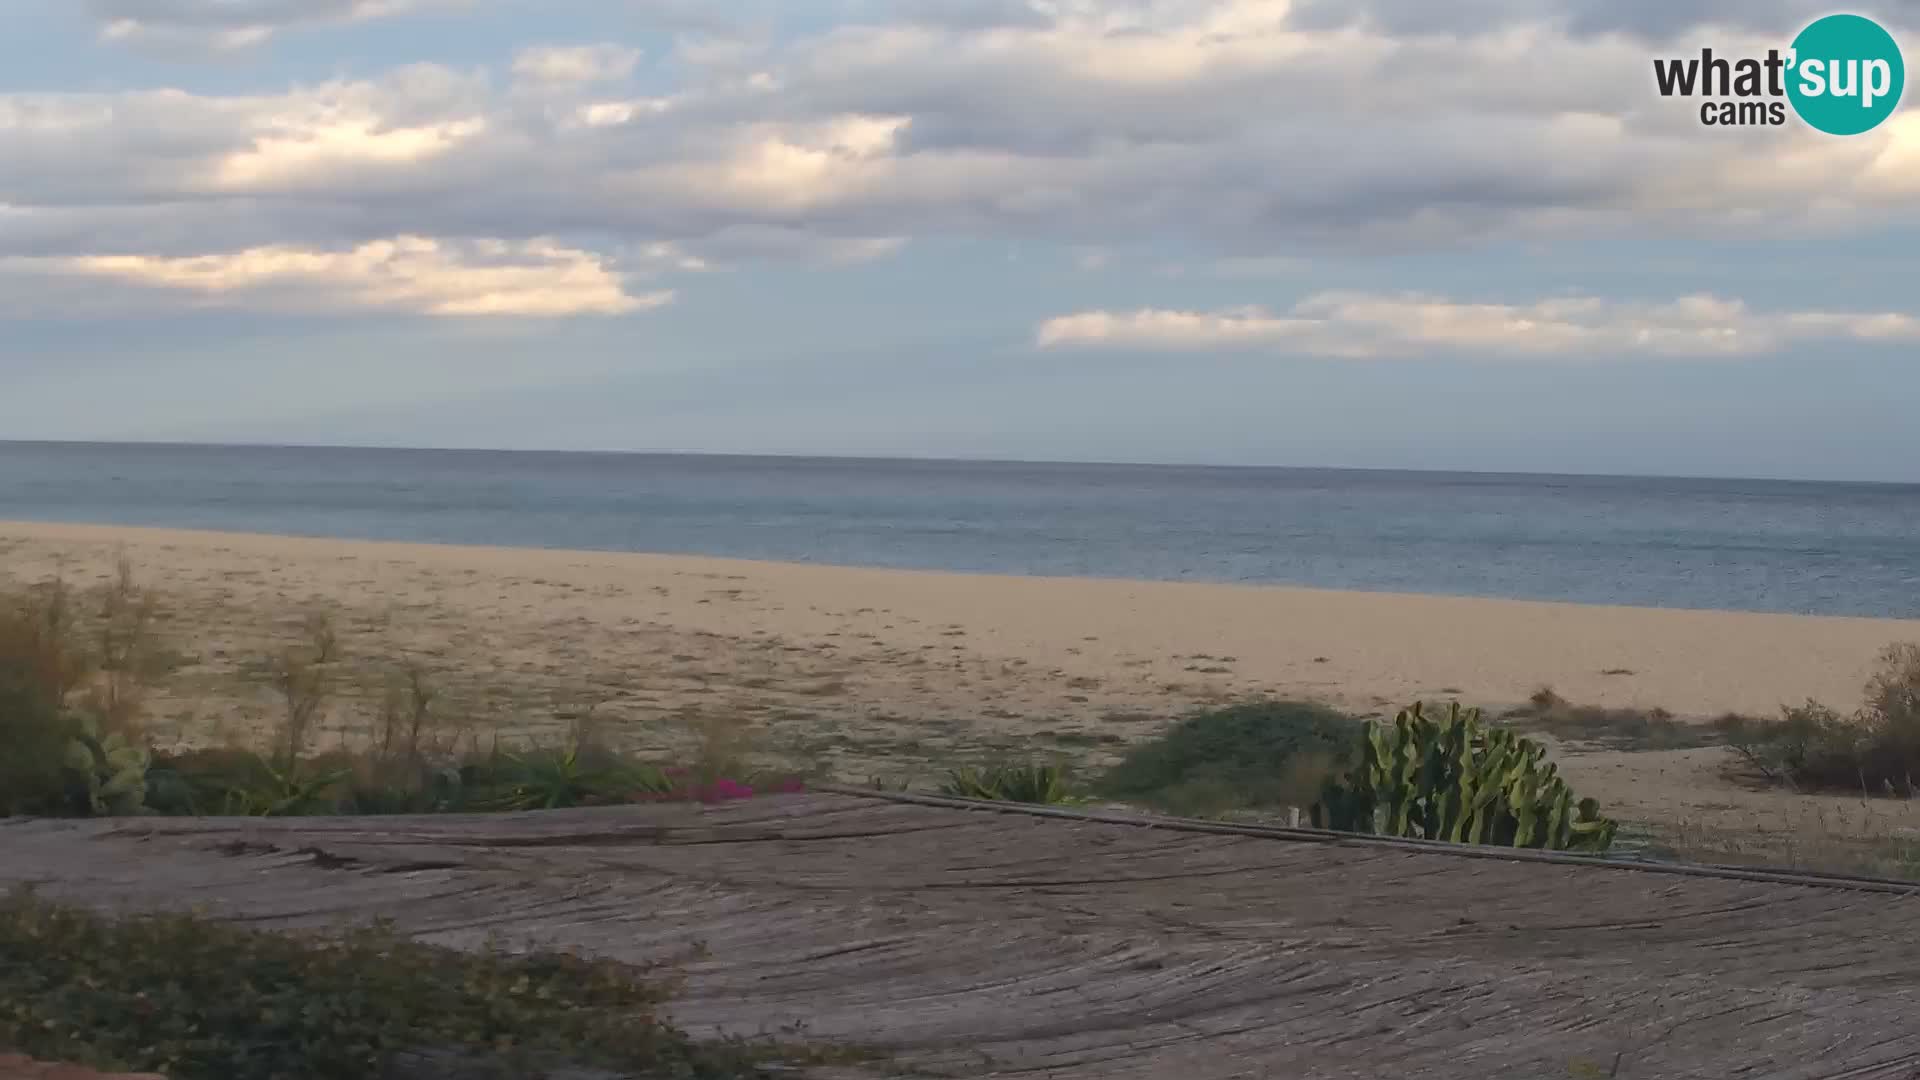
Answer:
[
  {"xmin": 145, "ymin": 742, "xmax": 803, "ymax": 818},
  {"xmin": 1094, "ymin": 701, "xmax": 1361, "ymax": 817},
  {"xmin": 0, "ymin": 665, "xmax": 71, "ymax": 816},
  {"xmin": 0, "ymin": 889, "xmax": 774, "ymax": 1080},
  {"xmin": 1719, "ymin": 643, "xmax": 1920, "ymax": 794},
  {"xmin": 0, "ymin": 568, "xmax": 161, "ymax": 818},
  {"xmin": 464, "ymin": 742, "xmax": 672, "ymax": 811},
  {"xmin": 1503, "ymin": 689, "xmax": 1732, "ymax": 751},
  {"xmin": 1714, "ymin": 702, "xmax": 1856, "ymax": 786}
]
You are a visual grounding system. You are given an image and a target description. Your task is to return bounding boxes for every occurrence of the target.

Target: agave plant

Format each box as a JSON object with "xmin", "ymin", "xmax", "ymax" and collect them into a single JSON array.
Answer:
[
  {"xmin": 481, "ymin": 744, "xmax": 673, "ymax": 811},
  {"xmin": 940, "ymin": 763, "xmax": 1072, "ymax": 805},
  {"xmin": 220, "ymin": 755, "xmax": 353, "ymax": 817}
]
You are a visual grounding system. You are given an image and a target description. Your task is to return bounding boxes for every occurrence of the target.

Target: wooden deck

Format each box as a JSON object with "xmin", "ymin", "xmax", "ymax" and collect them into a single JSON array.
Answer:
[{"xmin": 6, "ymin": 791, "xmax": 1920, "ymax": 1078}]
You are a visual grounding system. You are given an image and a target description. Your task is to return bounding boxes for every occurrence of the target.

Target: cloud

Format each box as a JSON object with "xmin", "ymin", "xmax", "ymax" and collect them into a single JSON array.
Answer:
[
  {"xmin": 1283, "ymin": 0, "xmax": 1918, "ymax": 39},
  {"xmin": 681, "ymin": 225, "xmax": 907, "ymax": 264},
  {"xmin": 513, "ymin": 45, "xmax": 645, "ymax": 86},
  {"xmin": 89, "ymin": 0, "xmax": 460, "ymax": 50},
  {"xmin": 857, "ymin": 0, "xmax": 1054, "ymax": 31},
  {"xmin": 649, "ymin": 3, "xmax": 1920, "ymax": 247},
  {"xmin": 18, "ymin": 236, "xmax": 667, "ymax": 317},
  {"xmin": 6, "ymin": 0, "xmax": 1917, "ymax": 325},
  {"xmin": 1035, "ymin": 292, "xmax": 1920, "ymax": 358}
]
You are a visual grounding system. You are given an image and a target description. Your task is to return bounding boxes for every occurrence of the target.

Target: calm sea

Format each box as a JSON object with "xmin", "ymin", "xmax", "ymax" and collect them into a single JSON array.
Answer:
[{"xmin": 2, "ymin": 441, "xmax": 1917, "ymax": 619}]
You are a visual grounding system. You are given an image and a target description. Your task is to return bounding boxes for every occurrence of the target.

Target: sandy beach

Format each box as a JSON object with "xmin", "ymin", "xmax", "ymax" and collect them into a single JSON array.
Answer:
[{"xmin": 6, "ymin": 519, "xmax": 1920, "ymax": 854}]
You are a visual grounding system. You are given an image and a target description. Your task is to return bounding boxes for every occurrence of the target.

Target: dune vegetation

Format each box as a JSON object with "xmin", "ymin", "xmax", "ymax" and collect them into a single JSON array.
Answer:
[
  {"xmin": 8, "ymin": 562, "xmax": 1919, "ymax": 842},
  {"xmin": 8, "ymin": 561, "xmax": 1920, "ymax": 1075}
]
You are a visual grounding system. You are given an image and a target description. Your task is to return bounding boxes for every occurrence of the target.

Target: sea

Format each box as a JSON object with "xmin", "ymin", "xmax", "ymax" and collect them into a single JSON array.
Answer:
[{"xmin": 1, "ymin": 441, "xmax": 1917, "ymax": 619}]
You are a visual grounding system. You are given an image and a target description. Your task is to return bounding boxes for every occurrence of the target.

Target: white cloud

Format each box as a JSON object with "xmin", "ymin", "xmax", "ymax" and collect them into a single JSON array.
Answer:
[
  {"xmin": 210, "ymin": 115, "xmax": 489, "ymax": 191},
  {"xmin": 513, "ymin": 45, "xmax": 645, "ymax": 86},
  {"xmin": 21, "ymin": 5, "xmax": 1918, "ymax": 257},
  {"xmin": 1036, "ymin": 292, "xmax": 1920, "ymax": 358},
  {"xmin": 25, "ymin": 236, "xmax": 668, "ymax": 317},
  {"xmin": 8, "ymin": 2, "xmax": 1918, "ymax": 325},
  {"xmin": 622, "ymin": 114, "xmax": 914, "ymax": 214},
  {"xmin": 89, "ymin": 0, "xmax": 461, "ymax": 50}
]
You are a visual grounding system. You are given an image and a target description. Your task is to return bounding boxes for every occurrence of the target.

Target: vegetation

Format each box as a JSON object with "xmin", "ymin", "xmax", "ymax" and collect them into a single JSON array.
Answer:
[
  {"xmin": 0, "ymin": 888, "xmax": 784, "ymax": 1080},
  {"xmin": 61, "ymin": 714, "xmax": 152, "ymax": 816},
  {"xmin": 0, "ymin": 564, "xmax": 163, "ymax": 817},
  {"xmin": 7, "ymin": 561, "xmax": 1920, "ymax": 873},
  {"xmin": 47, "ymin": 562, "xmax": 1920, "ymax": 1070},
  {"xmin": 136, "ymin": 738, "xmax": 794, "ymax": 819},
  {"xmin": 1093, "ymin": 701, "xmax": 1360, "ymax": 817},
  {"xmin": 1717, "ymin": 644, "xmax": 1920, "ymax": 794},
  {"xmin": 940, "ymin": 762, "xmax": 1073, "ymax": 804},
  {"xmin": 0, "ymin": 569, "xmax": 799, "ymax": 821},
  {"xmin": 1502, "ymin": 688, "xmax": 1735, "ymax": 751},
  {"xmin": 1313, "ymin": 701, "xmax": 1618, "ymax": 853}
]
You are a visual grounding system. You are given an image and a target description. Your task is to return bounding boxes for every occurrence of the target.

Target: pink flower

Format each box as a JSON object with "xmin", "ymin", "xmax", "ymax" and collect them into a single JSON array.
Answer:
[
  {"xmin": 697, "ymin": 778, "xmax": 755, "ymax": 803},
  {"xmin": 617, "ymin": 770, "xmax": 803, "ymax": 805}
]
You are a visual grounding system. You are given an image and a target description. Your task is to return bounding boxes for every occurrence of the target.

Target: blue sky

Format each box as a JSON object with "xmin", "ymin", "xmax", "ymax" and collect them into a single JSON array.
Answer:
[{"xmin": 2, "ymin": 0, "xmax": 1918, "ymax": 480}]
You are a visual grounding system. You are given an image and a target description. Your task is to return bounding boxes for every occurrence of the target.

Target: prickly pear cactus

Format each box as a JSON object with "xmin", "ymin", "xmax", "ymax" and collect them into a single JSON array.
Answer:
[
  {"xmin": 62, "ymin": 719, "xmax": 152, "ymax": 817},
  {"xmin": 1311, "ymin": 702, "xmax": 1617, "ymax": 854}
]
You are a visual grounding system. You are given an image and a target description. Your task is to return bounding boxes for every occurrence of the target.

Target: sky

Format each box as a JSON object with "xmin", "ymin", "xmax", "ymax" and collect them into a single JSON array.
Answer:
[{"xmin": 1, "ymin": 0, "xmax": 1918, "ymax": 481}]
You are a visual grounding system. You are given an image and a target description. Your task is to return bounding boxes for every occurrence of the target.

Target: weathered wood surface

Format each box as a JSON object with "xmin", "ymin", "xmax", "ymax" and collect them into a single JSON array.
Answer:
[{"xmin": 6, "ymin": 793, "xmax": 1920, "ymax": 1079}]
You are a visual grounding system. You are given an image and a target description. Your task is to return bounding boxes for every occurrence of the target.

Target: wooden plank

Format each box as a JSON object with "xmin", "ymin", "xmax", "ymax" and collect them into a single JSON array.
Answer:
[{"xmin": 6, "ymin": 795, "xmax": 1920, "ymax": 1078}]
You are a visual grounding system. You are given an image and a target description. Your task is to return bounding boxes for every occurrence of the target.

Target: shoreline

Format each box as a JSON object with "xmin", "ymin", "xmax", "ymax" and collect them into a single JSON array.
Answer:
[
  {"xmin": 3, "ymin": 518, "xmax": 1916, "ymax": 722},
  {"xmin": 0, "ymin": 516, "xmax": 1908, "ymax": 625}
]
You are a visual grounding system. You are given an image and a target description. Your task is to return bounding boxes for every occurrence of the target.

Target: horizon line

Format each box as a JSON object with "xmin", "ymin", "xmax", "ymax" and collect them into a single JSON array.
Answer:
[{"xmin": 2, "ymin": 437, "xmax": 1917, "ymax": 490}]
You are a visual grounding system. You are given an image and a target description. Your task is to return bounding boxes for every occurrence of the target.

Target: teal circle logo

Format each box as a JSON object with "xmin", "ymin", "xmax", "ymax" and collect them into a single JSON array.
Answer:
[{"xmin": 1787, "ymin": 14, "xmax": 1905, "ymax": 135}]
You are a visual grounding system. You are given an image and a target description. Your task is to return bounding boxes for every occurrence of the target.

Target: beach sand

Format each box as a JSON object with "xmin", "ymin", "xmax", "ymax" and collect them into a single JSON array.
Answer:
[{"xmin": 6, "ymin": 520, "xmax": 1920, "ymax": 859}]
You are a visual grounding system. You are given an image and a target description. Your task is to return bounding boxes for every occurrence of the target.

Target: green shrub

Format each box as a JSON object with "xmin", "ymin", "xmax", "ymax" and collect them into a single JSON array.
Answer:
[
  {"xmin": 148, "ymin": 739, "xmax": 685, "ymax": 817},
  {"xmin": 1866, "ymin": 642, "xmax": 1920, "ymax": 725},
  {"xmin": 474, "ymin": 742, "xmax": 675, "ymax": 811},
  {"xmin": 0, "ymin": 572, "xmax": 159, "ymax": 818},
  {"xmin": 1719, "ymin": 643, "xmax": 1920, "ymax": 794},
  {"xmin": 144, "ymin": 749, "xmax": 348, "ymax": 817},
  {"xmin": 1094, "ymin": 701, "xmax": 1361, "ymax": 816},
  {"xmin": 0, "ymin": 672, "xmax": 71, "ymax": 816},
  {"xmin": 0, "ymin": 583, "xmax": 82, "ymax": 815},
  {"xmin": 0, "ymin": 889, "xmax": 770, "ymax": 1080},
  {"xmin": 1715, "ymin": 702, "xmax": 1857, "ymax": 786},
  {"xmin": 145, "ymin": 748, "xmax": 273, "ymax": 814}
]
